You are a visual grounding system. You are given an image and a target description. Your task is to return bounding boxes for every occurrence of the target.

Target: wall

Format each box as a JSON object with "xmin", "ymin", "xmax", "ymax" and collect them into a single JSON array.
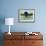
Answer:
[
  {"xmin": 0, "ymin": 0, "xmax": 46, "ymax": 32},
  {"xmin": 0, "ymin": 0, "xmax": 46, "ymax": 46}
]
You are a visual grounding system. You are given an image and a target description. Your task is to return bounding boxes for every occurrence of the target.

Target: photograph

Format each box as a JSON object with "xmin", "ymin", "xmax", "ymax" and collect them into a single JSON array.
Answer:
[{"xmin": 18, "ymin": 9, "xmax": 35, "ymax": 23}]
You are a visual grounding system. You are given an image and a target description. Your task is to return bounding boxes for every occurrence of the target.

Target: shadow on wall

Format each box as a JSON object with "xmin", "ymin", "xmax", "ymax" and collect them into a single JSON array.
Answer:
[{"xmin": 0, "ymin": 16, "xmax": 5, "ymax": 46}]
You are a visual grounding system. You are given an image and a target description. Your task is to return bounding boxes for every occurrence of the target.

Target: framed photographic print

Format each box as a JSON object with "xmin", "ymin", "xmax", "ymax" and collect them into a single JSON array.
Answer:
[{"xmin": 18, "ymin": 9, "xmax": 35, "ymax": 23}]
